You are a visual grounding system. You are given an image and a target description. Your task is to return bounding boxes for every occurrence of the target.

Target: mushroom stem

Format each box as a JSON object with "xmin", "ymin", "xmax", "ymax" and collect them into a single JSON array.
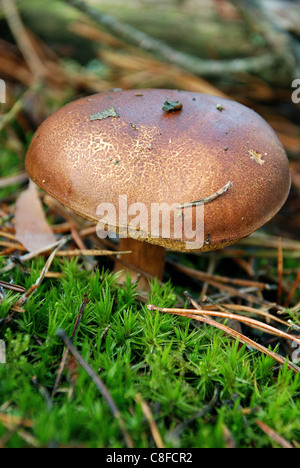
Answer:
[{"xmin": 114, "ymin": 237, "xmax": 165, "ymax": 291}]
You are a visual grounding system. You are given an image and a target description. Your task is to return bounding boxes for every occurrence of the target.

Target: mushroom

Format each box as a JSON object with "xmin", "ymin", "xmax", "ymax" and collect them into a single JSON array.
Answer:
[{"xmin": 25, "ymin": 89, "xmax": 290, "ymax": 290}]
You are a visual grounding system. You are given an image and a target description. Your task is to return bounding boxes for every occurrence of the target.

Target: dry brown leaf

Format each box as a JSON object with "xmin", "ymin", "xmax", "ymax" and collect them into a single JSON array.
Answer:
[{"xmin": 14, "ymin": 181, "xmax": 56, "ymax": 252}]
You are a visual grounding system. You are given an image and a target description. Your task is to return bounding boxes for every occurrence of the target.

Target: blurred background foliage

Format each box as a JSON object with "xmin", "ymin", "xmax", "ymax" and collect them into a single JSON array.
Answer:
[{"xmin": 1, "ymin": 0, "xmax": 300, "ymax": 238}]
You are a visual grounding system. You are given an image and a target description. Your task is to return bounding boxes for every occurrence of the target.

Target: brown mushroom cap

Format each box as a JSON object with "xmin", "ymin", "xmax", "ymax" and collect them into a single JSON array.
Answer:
[{"xmin": 25, "ymin": 89, "xmax": 290, "ymax": 252}]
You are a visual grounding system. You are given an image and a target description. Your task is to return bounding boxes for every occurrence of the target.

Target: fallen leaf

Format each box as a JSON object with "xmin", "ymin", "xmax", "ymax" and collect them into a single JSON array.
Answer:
[{"xmin": 14, "ymin": 181, "xmax": 56, "ymax": 252}]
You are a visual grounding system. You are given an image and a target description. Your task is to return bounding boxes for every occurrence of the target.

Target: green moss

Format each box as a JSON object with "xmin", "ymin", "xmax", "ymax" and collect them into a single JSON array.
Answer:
[{"xmin": 0, "ymin": 254, "xmax": 299, "ymax": 448}]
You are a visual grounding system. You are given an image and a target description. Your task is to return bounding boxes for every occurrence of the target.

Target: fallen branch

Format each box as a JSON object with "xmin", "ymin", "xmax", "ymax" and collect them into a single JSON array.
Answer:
[{"xmin": 63, "ymin": 0, "xmax": 279, "ymax": 78}]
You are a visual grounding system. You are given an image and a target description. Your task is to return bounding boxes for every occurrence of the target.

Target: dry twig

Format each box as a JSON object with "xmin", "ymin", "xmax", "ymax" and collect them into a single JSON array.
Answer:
[
  {"xmin": 284, "ymin": 265, "xmax": 300, "ymax": 308},
  {"xmin": 0, "ymin": 235, "xmax": 72, "ymax": 274},
  {"xmin": 255, "ymin": 420, "xmax": 294, "ymax": 448},
  {"xmin": 177, "ymin": 181, "xmax": 233, "ymax": 209},
  {"xmin": 147, "ymin": 303, "xmax": 300, "ymax": 373},
  {"xmin": 56, "ymin": 329, "xmax": 134, "ymax": 448},
  {"xmin": 52, "ymin": 295, "xmax": 89, "ymax": 397},
  {"xmin": 1, "ymin": 0, "xmax": 45, "ymax": 78},
  {"xmin": 55, "ymin": 249, "xmax": 131, "ymax": 257},
  {"xmin": 135, "ymin": 393, "xmax": 165, "ymax": 449},
  {"xmin": 277, "ymin": 237, "xmax": 283, "ymax": 304},
  {"xmin": 0, "ymin": 235, "xmax": 70, "ymax": 325},
  {"xmin": 0, "ymin": 172, "xmax": 29, "ymax": 189}
]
